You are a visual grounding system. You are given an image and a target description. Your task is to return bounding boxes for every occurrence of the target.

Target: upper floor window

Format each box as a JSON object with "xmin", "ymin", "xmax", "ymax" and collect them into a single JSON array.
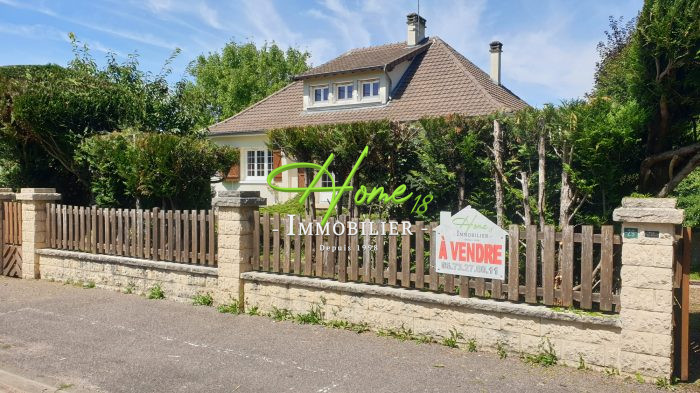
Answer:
[
  {"xmin": 321, "ymin": 173, "xmax": 334, "ymax": 188},
  {"xmin": 361, "ymin": 80, "xmax": 380, "ymax": 98},
  {"xmin": 312, "ymin": 85, "xmax": 329, "ymax": 103},
  {"xmin": 336, "ymin": 82, "xmax": 354, "ymax": 101},
  {"xmin": 246, "ymin": 150, "xmax": 273, "ymax": 179}
]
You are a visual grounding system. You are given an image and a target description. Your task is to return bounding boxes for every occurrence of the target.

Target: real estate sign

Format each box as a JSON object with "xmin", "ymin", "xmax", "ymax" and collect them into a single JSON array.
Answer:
[{"xmin": 435, "ymin": 206, "xmax": 507, "ymax": 280}]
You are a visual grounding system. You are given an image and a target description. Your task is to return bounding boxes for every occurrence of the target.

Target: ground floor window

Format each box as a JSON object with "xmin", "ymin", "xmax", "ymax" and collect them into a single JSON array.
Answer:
[{"xmin": 246, "ymin": 149, "xmax": 273, "ymax": 179}]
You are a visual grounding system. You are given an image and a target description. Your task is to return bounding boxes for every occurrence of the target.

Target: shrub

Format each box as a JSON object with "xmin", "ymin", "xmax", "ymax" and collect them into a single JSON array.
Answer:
[{"xmin": 147, "ymin": 284, "xmax": 165, "ymax": 299}]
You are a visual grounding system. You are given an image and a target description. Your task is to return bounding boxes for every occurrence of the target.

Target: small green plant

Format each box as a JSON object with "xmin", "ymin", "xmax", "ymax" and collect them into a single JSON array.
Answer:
[
  {"xmin": 324, "ymin": 320, "xmax": 371, "ymax": 334},
  {"xmin": 496, "ymin": 341, "xmax": 508, "ymax": 359},
  {"xmin": 377, "ymin": 324, "xmax": 416, "ymax": 341},
  {"xmin": 192, "ymin": 293, "xmax": 213, "ymax": 306},
  {"xmin": 523, "ymin": 338, "xmax": 557, "ymax": 366},
  {"xmin": 269, "ymin": 306, "xmax": 293, "ymax": 321},
  {"xmin": 655, "ymin": 377, "xmax": 674, "ymax": 389},
  {"xmin": 416, "ymin": 334, "xmax": 436, "ymax": 344},
  {"xmin": 604, "ymin": 367, "xmax": 619, "ymax": 377},
  {"xmin": 442, "ymin": 328, "xmax": 463, "ymax": 348},
  {"xmin": 217, "ymin": 300, "xmax": 241, "ymax": 314},
  {"xmin": 147, "ymin": 284, "xmax": 165, "ymax": 299},
  {"xmin": 83, "ymin": 281, "xmax": 95, "ymax": 289},
  {"xmin": 466, "ymin": 338, "xmax": 477, "ymax": 352},
  {"xmin": 247, "ymin": 305, "xmax": 261, "ymax": 316},
  {"xmin": 124, "ymin": 282, "xmax": 136, "ymax": 294},
  {"xmin": 634, "ymin": 372, "xmax": 645, "ymax": 383},
  {"xmin": 295, "ymin": 304, "xmax": 324, "ymax": 324},
  {"xmin": 577, "ymin": 354, "xmax": 586, "ymax": 370}
]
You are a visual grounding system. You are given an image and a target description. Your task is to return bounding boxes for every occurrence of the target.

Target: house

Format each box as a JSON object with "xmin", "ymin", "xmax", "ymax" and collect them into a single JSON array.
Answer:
[{"xmin": 208, "ymin": 13, "xmax": 528, "ymax": 206}]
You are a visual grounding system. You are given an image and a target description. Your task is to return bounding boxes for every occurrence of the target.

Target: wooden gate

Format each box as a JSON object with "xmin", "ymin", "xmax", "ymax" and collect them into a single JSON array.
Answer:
[
  {"xmin": 1, "ymin": 201, "xmax": 22, "ymax": 277},
  {"xmin": 673, "ymin": 227, "xmax": 691, "ymax": 381}
]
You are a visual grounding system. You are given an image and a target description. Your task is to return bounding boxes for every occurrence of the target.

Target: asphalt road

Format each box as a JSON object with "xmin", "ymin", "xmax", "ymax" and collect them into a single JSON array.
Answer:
[{"xmin": 0, "ymin": 277, "xmax": 666, "ymax": 392}]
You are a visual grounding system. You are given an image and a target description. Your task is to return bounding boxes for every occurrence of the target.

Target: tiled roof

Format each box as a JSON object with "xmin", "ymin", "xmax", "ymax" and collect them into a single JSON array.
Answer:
[
  {"xmin": 294, "ymin": 40, "xmax": 431, "ymax": 80},
  {"xmin": 208, "ymin": 37, "xmax": 529, "ymax": 134}
]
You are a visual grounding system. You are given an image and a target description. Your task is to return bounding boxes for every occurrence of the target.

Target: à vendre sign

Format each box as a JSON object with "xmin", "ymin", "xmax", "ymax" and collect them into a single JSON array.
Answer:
[{"xmin": 435, "ymin": 206, "xmax": 507, "ymax": 280}]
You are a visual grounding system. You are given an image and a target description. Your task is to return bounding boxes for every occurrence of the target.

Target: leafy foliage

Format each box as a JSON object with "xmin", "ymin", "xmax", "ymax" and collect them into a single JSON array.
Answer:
[{"xmin": 76, "ymin": 131, "xmax": 238, "ymax": 209}]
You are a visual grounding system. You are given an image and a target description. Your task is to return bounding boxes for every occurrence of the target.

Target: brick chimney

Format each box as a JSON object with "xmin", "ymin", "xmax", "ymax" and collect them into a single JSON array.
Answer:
[
  {"xmin": 489, "ymin": 41, "xmax": 503, "ymax": 85},
  {"xmin": 406, "ymin": 13, "xmax": 426, "ymax": 46}
]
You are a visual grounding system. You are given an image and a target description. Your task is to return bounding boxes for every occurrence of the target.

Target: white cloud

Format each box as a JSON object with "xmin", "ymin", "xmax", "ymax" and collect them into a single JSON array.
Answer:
[
  {"xmin": 242, "ymin": 0, "xmax": 301, "ymax": 45},
  {"xmin": 198, "ymin": 2, "xmax": 222, "ymax": 30}
]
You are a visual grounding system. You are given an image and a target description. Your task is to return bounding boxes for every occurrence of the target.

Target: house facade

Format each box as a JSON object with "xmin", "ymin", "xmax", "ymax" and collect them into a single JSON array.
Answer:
[{"xmin": 207, "ymin": 13, "xmax": 528, "ymax": 206}]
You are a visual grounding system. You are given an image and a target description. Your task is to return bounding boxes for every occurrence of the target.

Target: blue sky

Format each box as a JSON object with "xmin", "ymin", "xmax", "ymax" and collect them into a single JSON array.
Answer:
[{"xmin": 0, "ymin": 0, "xmax": 642, "ymax": 107}]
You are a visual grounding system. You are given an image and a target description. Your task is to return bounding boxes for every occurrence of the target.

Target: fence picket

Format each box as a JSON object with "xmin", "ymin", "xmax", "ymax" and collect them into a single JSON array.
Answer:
[
  {"xmin": 581, "ymin": 225, "xmax": 593, "ymax": 309},
  {"xmin": 284, "ymin": 216, "xmax": 291, "ymax": 274},
  {"xmin": 272, "ymin": 213, "xmax": 280, "ymax": 273},
  {"xmin": 375, "ymin": 220, "xmax": 384, "ymax": 284},
  {"xmin": 293, "ymin": 216, "xmax": 301, "ymax": 274},
  {"xmin": 191, "ymin": 210, "xmax": 198, "ymax": 263},
  {"xmin": 414, "ymin": 221, "xmax": 424, "ymax": 289},
  {"xmin": 429, "ymin": 222, "xmax": 438, "ymax": 290},
  {"xmin": 199, "ymin": 210, "xmax": 206, "ymax": 264},
  {"xmin": 388, "ymin": 227, "xmax": 397, "ymax": 286},
  {"xmin": 253, "ymin": 213, "xmax": 260, "ymax": 270},
  {"xmin": 337, "ymin": 216, "xmax": 347, "ymax": 282},
  {"xmin": 560, "ymin": 225, "xmax": 574, "ymax": 307},
  {"xmin": 401, "ymin": 226, "xmax": 410, "ymax": 288},
  {"xmin": 262, "ymin": 213, "xmax": 270, "ymax": 271},
  {"xmin": 600, "ymin": 225, "xmax": 614, "ymax": 311},
  {"xmin": 349, "ymin": 219, "xmax": 359, "ymax": 281},
  {"xmin": 543, "ymin": 225, "xmax": 555, "ymax": 306},
  {"xmin": 525, "ymin": 225, "xmax": 538, "ymax": 303},
  {"xmin": 304, "ymin": 217, "xmax": 312, "ymax": 276},
  {"xmin": 508, "ymin": 225, "xmax": 519, "ymax": 301}
]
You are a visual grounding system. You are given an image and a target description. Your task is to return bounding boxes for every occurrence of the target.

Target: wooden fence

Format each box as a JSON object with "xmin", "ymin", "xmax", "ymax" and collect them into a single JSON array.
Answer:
[
  {"xmin": 46, "ymin": 204, "xmax": 217, "ymax": 266},
  {"xmin": 253, "ymin": 213, "xmax": 622, "ymax": 312}
]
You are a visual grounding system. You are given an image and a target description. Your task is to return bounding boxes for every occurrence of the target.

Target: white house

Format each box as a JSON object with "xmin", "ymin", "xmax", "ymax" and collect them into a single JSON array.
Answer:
[{"xmin": 207, "ymin": 13, "xmax": 528, "ymax": 206}]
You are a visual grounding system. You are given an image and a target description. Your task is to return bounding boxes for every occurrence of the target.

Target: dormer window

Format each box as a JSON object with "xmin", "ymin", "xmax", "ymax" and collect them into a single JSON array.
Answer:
[
  {"xmin": 361, "ymin": 79, "xmax": 380, "ymax": 98},
  {"xmin": 312, "ymin": 85, "xmax": 329, "ymax": 103},
  {"xmin": 336, "ymin": 82, "xmax": 354, "ymax": 101}
]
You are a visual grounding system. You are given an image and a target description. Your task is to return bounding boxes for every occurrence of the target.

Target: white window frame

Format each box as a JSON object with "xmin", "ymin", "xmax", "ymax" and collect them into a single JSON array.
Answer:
[
  {"xmin": 245, "ymin": 149, "xmax": 273, "ymax": 181},
  {"xmin": 311, "ymin": 84, "xmax": 330, "ymax": 105},
  {"xmin": 334, "ymin": 81, "xmax": 354, "ymax": 102},
  {"xmin": 360, "ymin": 79, "xmax": 380, "ymax": 100}
]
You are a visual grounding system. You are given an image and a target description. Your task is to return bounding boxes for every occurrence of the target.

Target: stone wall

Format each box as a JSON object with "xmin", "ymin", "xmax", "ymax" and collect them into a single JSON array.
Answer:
[
  {"xmin": 242, "ymin": 272, "xmax": 623, "ymax": 374},
  {"xmin": 37, "ymin": 249, "xmax": 218, "ymax": 303}
]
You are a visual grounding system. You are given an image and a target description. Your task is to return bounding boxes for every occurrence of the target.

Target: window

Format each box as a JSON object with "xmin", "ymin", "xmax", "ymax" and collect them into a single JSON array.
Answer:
[
  {"xmin": 312, "ymin": 85, "xmax": 329, "ymax": 103},
  {"xmin": 361, "ymin": 80, "xmax": 380, "ymax": 98},
  {"xmin": 336, "ymin": 82, "xmax": 354, "ymax": 101},
  {"xmin": 246, "ymin": 150, "xmax": 273, "ymax": 178},
  {"xmin": 321, "ymin": 173, "xmax": 334, "ymax": 188}
]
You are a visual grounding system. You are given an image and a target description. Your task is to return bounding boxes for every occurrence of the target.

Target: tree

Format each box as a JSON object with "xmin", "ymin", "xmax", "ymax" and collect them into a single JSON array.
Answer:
[
  {"xmin": 186, "ymin": 41, "xmax": 310, "ymax": 129},
  {"xmin": 76, "ymin": 131, "xmax": 238, "ymax": 209}
]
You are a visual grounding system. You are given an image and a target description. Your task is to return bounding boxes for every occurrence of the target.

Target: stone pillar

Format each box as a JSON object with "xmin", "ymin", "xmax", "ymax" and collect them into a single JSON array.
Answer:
[
  {"xmin": 613, "ymin": 197, "xmax": 683, "ymax": 379},
  {"xmin": 213, "ymin": 191, "xmax": 266, "ymax": 306},
  {"xmin": 15, "ymin": 188, "xmax": 61, "ymax": 279}
]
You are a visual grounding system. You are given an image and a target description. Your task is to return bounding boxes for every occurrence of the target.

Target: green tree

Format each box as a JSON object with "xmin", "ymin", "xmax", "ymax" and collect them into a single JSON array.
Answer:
[
  {"xmin": 186, "ymin": 41, "xmax": 310, "ymax": 128},
  {"xmin": 76, "ymin": 131, "xmax": 238, "ymax": 209}
]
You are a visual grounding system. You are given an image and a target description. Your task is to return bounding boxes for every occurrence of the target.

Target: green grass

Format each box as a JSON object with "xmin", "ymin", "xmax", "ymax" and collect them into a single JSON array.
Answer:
[
  {"xmin": 496, "ymin": 341, "xmax": 508, "ymax": 359},
  {"xmin": 124, "ymin": 282, "xmax": 136, "ymax": 294},
  {"xmin": 147, "ymin": 284, "xmax": 165, "ymax": 300},
  {"xmin": 192, "ymin": 293, "xmax": 213, "ymax": 306},
  {"xmin": 466, "ymin": 338, "xmax": 477, "ymax": 352},
  {"xmin": 295, "ymin": 304, "xmax": 324, "ymax": 324},
  {"xmin": 269, "ymin": 307, "xmax": 293, "ymax": 321},
  {"xmin": 522, "ymin": 339, "xmax": 558, "ymax": 366},
  {"xmin": 441, "ymin": 328, "xmax": 463, "ymax": 348},
  {"xmin": 247, "ymin": 305, "xmax": 261, "ymax": 316},
  {"xmin": 217, "ymin": 300, "xmax": 241, "ymax": 314}
]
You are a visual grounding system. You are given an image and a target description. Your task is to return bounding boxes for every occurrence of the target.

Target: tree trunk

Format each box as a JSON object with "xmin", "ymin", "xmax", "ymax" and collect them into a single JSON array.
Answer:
[
  {"xmin": 657, "ymin": 151, "xmax": 700, "ymax": 197},
  {"xmin": 492, "ymin": 120, "xmax": 505, "ymax": 227},
  {"xmin": 537, "ymin": 132, "xmax": 546, "ymax": 230},
  {"xmin": 458, "ymin": 168, "xmax": 466, "ymax": 210},
  {"xmin": 558, "ymin": 145, "xmax": 576, "ymax": 228},
  {"xmin": 519, "ymin": 171, "xmax": 531, "ymax": 225}
]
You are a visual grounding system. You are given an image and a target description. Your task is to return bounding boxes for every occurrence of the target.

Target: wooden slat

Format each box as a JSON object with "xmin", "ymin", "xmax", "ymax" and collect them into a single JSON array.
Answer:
[
  {"xmin": 429, "ymin": 222, "xmax": 438, "ymax": 290},
  {"xmin": 580, "ymin": 225, "xmax": 594, "ymax": 309},
  {"xmin": 90, "ymin": 207, "xmax": 97, "ymax": 254},
  {"xmin": 414, "ymin": 221, "xmax": 424, "ymax": 289},
  {"xmin": 115, "ymin": 209, "xmax": 122, "ymax": 256},
  {"xmin": 560, "ymin": 225, "xmax": 574, "ymax": 307},
  {"xmin": 459, "ymin": 276, "xmax": 469, "ymax": 298},
  {"xmin": 525, "ymin": 225, "xmax": 538, "ymax": 303},
  {"xmin": 174, "ymin": 210, "xmax": 181, "ymax": 262},
  {"xmin": 272, "ymin": 213, "xmax": 280, "ymax": 272},
  {"xmin": 77, "ymin": 206, "xmax": 84, "ymax": 251},
  {"xmin": 103, "ymin": 208, "xmax": 110, "ymax": 254},
  {"xmin": 68, "ymin": 205, "xmax": 74, "ymax": 250},
  {"xmin": 337, "ymin": 216, "xmax": 347, "ymax": 282},
  {"xmin": 508, "ymin": 225, "xmax": 520, "ymax": 301},
  {"xmin": 167, "ymin": 210, "xmax": 174, "ymax": 261},
  {"xmin": 262, "ymin": 213, "xmax": 270, "ymax": 271},
  {"xmin": 475, "ymin": 277, "xmax": 485, "ymax": 297},
  {"xmin": 131, "ymin": 209, "xmax": 137, "ymax": 257},
  {"xmin": 152, "ymin": 208, "xmax": 159, "ymax": 261},
  {"xmin": 293, "ymin": 216, "xmax": 301, "ymax": 274},
  {"xmin": 145, "ymin": 209, "xmax": 151, "ymax": 259},
  {"xmin": 96, "ymin": 207, "xmax": 103, "ymax": 253},
  {"xmin": 401, "ymin": 224, "xmax": 410, "ymax": 287},
  {"xmin": 387, "ymin": 227, "xmax": 397, "ymax": 286},
  {"xmin": 208, "ymin": 210, "xmax": 215, "ymax": 266},
  {"xmin": 599, "ymin": 225, "xmax": 614, "ymax": 311},
  {"xmin": 284, "ymin": 215, "xmax": 292, "ymax": 274},
  {"xmin": 159, "ymin": 210, "xmax": 165, "ymax": 260},
  {"xmin": 314, "ymin": 219, "xmax": 323, "ymax": 277},
  {"xmin": 62, "ymin": 205, "xmax": 68, "ymax": 250},
  {"xmin": 542, "ymin": 225, "xmax": 556, "ymax": 305},
  {"xmin": 304, "ymin": 216, "xmax": 312, "ymax": 275},
  {"xmin": 47, "ymin": 204, "xmax": 53, "ymax": 248},
  {"xmin": 363, "ymin": 220, "xmax": 371, "ymax": 283},
  {"xmin": 253, "ymin": 213, "xmax": 260, "ymax": 270},
  {"xmin": 181, "ymin": 210, "xmax": 188, "ymax": 262},
  {"xmin": 110, "ymin": 208, "xmax": 116, "ymax": 255},
  {"xmin": 191, "ymin": 210, "xmax": 198, "ymax": 263},
  {"xmin": 124, "ymin": 209, "xmax": 131, "ymax": 257},
  {"xmin": 326, "ymin": 217, "xmax": 336, "ymax": 278},
  {"xmin": 199, "ymin": 210, "xmax": 206, "ymax": 264},
  {"xmin": 349, "ymin": 219, "xmax": 359, "ymax": 281},
  {"xmin": 374, "ymin": 220, "xmax": 384, "ymax": 284}
]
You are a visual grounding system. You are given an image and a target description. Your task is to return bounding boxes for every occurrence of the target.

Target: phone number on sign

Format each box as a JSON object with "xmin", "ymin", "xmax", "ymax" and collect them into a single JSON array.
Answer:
[{"xmin": 318, "ymin": 244, "xmax": 377, "ymax": 252}]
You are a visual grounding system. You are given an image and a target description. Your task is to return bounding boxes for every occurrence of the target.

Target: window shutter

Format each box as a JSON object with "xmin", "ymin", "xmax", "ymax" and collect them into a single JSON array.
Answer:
[
  {"xmin": 225, "ymin": 159, "xmax": 240, "ymax": 182},
  {"xmin": 297, "ymin": 168, "xmax": 306, "ymax": 188},
  {"xmin": 273, "ymin": 150, "xmax": 283, "ymax": 181}
]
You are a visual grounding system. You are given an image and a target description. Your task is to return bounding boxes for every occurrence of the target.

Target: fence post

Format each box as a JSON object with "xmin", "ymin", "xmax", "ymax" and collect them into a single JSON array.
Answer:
[
  {"xmin": 15, "ymin": 188, "xmax": 61, "ymax": 279},
  {"xmin": 613, "ymin": 197, "xmax": 683, "ymax": 380},
  {"xmin": 213, "ymin": 190, "xmax": 266, "ymax": 307}
]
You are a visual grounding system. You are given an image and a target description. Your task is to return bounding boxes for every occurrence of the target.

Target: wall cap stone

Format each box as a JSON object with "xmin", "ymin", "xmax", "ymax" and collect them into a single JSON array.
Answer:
[
  {"xmin": 241, "ymin": 272, "xmax": 621, "ymax": 328},
  {"xmin": 613, "ymin": 198, "xmax": 683, "ymax": 224},
  {"xmin": 213, "ymin": 190, "xmax": 266, "ymax": 207},
  {"xmin": 620, "ymin": 197, "xmax": 677, "ymax": 209},
  {"xmin": 0, "ymin": 190, "xmax": 15, "ymax": 200},
  {"xmin": 16, "ymin": 188, "xmax": 61, "ymax": 202},
  {"xmin": 37, "ymin": 249, "xmax": 218, "ymax": 277}
]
